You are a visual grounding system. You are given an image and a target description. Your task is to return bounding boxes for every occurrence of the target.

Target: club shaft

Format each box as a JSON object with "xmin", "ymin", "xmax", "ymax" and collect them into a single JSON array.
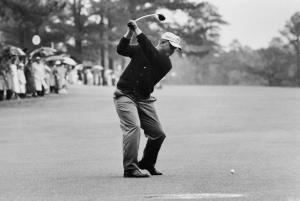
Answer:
[{"xmin": 135, "ymin": 14, "xmax": 156, "ymax": 22}]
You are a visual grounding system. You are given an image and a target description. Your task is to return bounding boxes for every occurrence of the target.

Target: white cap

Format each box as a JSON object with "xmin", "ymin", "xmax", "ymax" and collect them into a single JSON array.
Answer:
[{"xmin": 161, "ymin": 32, "xmax": 182, "ymax": 50}]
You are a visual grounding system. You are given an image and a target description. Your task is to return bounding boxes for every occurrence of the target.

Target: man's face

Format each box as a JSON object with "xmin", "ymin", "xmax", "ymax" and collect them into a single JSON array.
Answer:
[{"xmin": 159, "ymin": 40, "xmax": 176, "ymax": 56}]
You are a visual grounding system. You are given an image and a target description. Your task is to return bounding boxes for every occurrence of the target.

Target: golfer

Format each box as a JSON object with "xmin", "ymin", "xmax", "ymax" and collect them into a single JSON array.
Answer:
[{"xmin": 114, "ymin": 20, "xmax": 181, "ymax": 178}]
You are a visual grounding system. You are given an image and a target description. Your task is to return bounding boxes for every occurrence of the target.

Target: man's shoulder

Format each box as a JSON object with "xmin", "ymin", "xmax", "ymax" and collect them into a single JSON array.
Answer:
[{"xmin": 130, "ymin": 45, "xmax": 143, "ymax": 56}]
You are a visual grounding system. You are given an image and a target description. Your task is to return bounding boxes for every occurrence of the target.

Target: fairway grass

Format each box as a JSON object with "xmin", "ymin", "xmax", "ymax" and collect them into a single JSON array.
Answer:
[{"xmin": 0, "ymin": 85, "xmax": 299, "ymax": 201}]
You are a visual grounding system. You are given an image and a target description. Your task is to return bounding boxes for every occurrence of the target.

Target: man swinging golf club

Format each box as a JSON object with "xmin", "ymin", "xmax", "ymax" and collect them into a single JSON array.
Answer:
[{"xmin": 113, "ymin": 19, "xmax": 181, "ymax": 178}]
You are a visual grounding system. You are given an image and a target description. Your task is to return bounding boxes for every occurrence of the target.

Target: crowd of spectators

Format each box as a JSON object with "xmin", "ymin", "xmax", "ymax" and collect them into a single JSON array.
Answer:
[
  {"xmin": 80, "ymin": 65, "xmax": 118, "ymax": 87},
  {"xmin": 0, "ymin": 54, "xmax": 74, "ymax": 101},
  {"xmin": 0, "ymin": 47, "xmax": 119, "ymax": 102}
]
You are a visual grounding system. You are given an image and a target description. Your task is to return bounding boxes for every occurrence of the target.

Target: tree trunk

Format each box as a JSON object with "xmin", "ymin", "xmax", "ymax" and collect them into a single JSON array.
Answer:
[
  {"xmin": 100, "ymin": 46, "xmax": 105, "ymax": 67},
  {"xmin": 73, "ymin": 0, "xmax": 83, "ymax": 61},
  {"xmin": 18, "ymin": 22, "xmax": 25, "ymax": 48},
  {"xmin": 108, "ymin": 17, "xmax": 114, "ymax": 70},
  {"xmin": 99, "ymin": 14, "xmax": 107, "ymax": 85},
  {"xmin": 296, "ymin": 36, "xmax": 300, "ymax": 86},
  {"xmin": 108, "ymin": 57, "xmax": 114, "ymax": 70}
]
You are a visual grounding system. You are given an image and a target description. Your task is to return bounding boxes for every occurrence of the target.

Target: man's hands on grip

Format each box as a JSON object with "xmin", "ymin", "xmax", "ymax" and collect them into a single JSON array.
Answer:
[
  {"xmin": 127, "ymin": 20, "xmax": 138, "ymax": 31},
  {"xmin": 127, "ymin": 20, "xmax": 142, "ymax": 35}
]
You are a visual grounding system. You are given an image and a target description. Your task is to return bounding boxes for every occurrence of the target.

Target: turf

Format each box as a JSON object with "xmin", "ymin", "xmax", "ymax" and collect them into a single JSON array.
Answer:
[{"xmin": 0, "ymin": 85, "xmax": 299, "ymax": 201}]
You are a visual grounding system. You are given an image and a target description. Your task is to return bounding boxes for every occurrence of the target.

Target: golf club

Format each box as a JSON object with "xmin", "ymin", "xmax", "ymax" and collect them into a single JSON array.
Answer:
[
  {"xmin": 135, "ymin": 13, "xmax": 165, "ymax": 22},
  {"xmin": 127, "ymin": 13, "xmax": 165, "ymax": 29}
]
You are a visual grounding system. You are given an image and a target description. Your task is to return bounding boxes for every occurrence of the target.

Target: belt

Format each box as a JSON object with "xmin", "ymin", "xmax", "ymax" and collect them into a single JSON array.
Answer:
[{"xmin": 114, "ymin": 88, "xmax": 156, "ymax": 103}]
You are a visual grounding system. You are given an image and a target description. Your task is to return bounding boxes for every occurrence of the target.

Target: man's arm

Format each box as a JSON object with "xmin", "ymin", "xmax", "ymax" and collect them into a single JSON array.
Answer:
[
  {"xmin": 128, "ymin": 20, "xmax": 172, "ymax": 73},
  {"xmin": 123, "ymin": 29, "xmax": 134, "ymax": 39},
  {"xmin": 127, "ymin": 20, "xmax": 158, "ymax": 60},
  {"xmin": 116, "ymin": 28, "xmax": 136, "ymax": 57}
]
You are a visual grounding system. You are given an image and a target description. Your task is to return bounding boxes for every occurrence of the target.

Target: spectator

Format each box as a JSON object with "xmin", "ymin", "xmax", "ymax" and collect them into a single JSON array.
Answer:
[
  {"xmin": 44, "ymin": 62, "xmax": 52, "ymax": 95},
  {"xmin": 91, "ymin": 65, "xmax": 103, "ymax": 85},
  {"xmin": 32, "ymin": 57, "xmax": 48, "ymax": 96},
  {"xmin": 66, "ymin": 65, "xmax": 78, "ymax": 85},
  {"xmin": 111, "ymin": 70, "xmax": 117, "ymax": 86},
  {"xmin": 76, "ymin": 64, "xmax": 83, "ymax": 84},
  {"xmin": 24, "ymin": 60, "xmax": 37, "ymax": 97},
  {"xmin": 17, "ymin": 62, "xmax": 26, "ymax": 98},
  {"xmin": 56, "ymin": 61, "xmax": 67, "ymax": 93},
  {"xmin": 83, "ymin": 67, "xmax": 93, "ymax": 85},
  {"xmin": 49, "ymin": 61, "xmax": 59, "ymax": 94},
  {"xmin": 0, "ymin": 60, "xmax": 6, "ymax": 100},
  {"xmin": 1, "ymin": 57, "xmax": 13, "ymax": 100},
  {"xmin": 8, "ymin": 56, "xmax": 20, "ymax": 99},
  {"xmin": 105, "ymin": 69, "xmax": 113, "ymax": 86}
]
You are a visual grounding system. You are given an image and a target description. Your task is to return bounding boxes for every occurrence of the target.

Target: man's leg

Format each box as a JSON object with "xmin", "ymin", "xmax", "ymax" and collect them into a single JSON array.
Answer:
[
  {"xmin": 113, "ymin": 95, "xmax": 142, "ymax": 171},
  {"xmin": 138, "ymin": 101, "xmax": 166, "ymax": 175}
]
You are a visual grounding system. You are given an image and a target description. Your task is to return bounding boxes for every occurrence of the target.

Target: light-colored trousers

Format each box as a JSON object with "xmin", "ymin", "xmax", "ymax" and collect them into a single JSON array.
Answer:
[{"xmin": 113, "ymin": 90, "xmax": 166, "ymax": 171}]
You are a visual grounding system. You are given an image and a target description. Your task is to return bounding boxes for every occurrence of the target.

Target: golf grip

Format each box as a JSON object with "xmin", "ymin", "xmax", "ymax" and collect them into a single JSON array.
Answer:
[{"xmin": 127, "ymin": 22, "xmax": 135, "ymax": 30}]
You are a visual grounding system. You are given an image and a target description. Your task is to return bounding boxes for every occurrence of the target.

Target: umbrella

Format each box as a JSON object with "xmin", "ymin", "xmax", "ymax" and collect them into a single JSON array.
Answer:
[
  {"xmin": 93, "ymin": 65, "xmax": 104, "ymax": 70},
  {"xmin": 2, "ymin": 45, "xmax": 26, "ymax": 57},
  {"xmin": 75, "ymin": 64, "xmax": 83, "ymax": 70},
  {"xmin": 44, "ymin": 55, "xmax": 77, "ymax": 66},
  {"xmin": 91, "ymin": 65, "xmax": 103, "ymax": 73},
  {"xmin": 62, "ymin": 57, "xmax": 77, "ymax": 66},
  {"xmin": 44, "ymin": 54, "xmax": 65, "ymax": 62},
  {"xmin": 30, "ymin": 47, "xmax": 57, "ymax": 58}
]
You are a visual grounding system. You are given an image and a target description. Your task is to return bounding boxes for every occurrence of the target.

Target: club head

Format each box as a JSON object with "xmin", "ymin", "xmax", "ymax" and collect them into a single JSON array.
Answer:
[{"xmin": 157, "ymin": 14, "xmax": 166, "ymax": 21}]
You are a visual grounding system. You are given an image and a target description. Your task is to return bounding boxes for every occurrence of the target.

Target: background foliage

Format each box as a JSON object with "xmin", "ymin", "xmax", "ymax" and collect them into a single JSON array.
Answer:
[{"xmin": 0, "ymin": 0, "xmax": 299, "ymax": 86}]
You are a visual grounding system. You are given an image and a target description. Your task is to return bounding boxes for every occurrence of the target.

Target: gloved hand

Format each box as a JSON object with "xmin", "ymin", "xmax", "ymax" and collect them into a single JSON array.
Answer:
[{"xmin": 127, "ymin": 20, "xmax": 137, "ymax": 31}]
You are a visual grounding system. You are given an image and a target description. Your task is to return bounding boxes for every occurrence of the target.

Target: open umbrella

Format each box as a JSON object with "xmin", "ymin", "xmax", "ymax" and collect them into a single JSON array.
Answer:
[
  {"xmin": 44, "ymin": 55, "xmax": 76, "ymax": 65},
  {"xmin": 30, "ymin": 47, "xmax": 57, "ymax": 58},
  {"xmin": 62, "ymin": 57, "xmax": 77, "ymax": 66},
  {"xmin": 93, "ymin": 65, "xmax": 104, "ymax": 70},
  {"xmin": 1, "ymin": 45, "xmax": 26, "ymax": 57},
  {"xmin": 44, "ymin": 54, "xmax": 65, "ymax": 62},
  {"xmin": 75, "ymin": 64, "xmax": 83, "ymax": 70}
]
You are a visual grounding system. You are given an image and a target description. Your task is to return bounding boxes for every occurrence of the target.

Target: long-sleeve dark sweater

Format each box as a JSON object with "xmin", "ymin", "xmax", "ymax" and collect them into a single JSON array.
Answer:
[{"xmin": 116, "ymin": 33, "xmax": 172, "ymax": 98}]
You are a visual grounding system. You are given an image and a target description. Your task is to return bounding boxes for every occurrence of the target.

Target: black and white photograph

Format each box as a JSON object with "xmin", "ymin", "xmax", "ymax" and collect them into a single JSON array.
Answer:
[{"xmin": 0, "ymin": 0, "xmax": 299, "ymax": 200}]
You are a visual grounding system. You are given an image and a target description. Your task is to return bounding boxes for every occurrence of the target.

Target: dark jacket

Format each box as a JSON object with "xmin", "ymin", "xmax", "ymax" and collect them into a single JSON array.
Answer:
[{"xmin": 116, "ymin": 33, "xmax": 172, "ymax": 98}]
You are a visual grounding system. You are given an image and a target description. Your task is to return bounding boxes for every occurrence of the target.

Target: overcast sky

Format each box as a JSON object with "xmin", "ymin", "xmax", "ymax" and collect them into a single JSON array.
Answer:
[{"xmin": 205, "ymin": 0, "xmax": 299, "ymax": 49}]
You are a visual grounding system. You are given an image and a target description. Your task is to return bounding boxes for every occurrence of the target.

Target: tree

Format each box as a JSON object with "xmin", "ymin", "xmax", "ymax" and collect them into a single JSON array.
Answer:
[
  {"xmin": 158, "ymin": 1, "xmax": 227, "ymax": 57},
  {"xmin": 256, "ymin": 43, "xmax": 295, "ymax": 86},
  {"xmin": 89, "ymin": 0, "xmax": 129, "ymax": 69},
  {"xmin": 197, "ymin": 42, "xmax": 265, "ymax": 85},
  {"xmin": 0, "ymin": 0, "xmax": 66, "ymax": 49},
  {"xmin": 52, "ymin": 0, "xmax": 91, "ymax": 62},
  {"xmin": 0, "ymin": 0, "xmax": 227, "ymax": 78},
  {"xmin": 281, "ymin": 11, "xmax": 300, "ymax": 85}
]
